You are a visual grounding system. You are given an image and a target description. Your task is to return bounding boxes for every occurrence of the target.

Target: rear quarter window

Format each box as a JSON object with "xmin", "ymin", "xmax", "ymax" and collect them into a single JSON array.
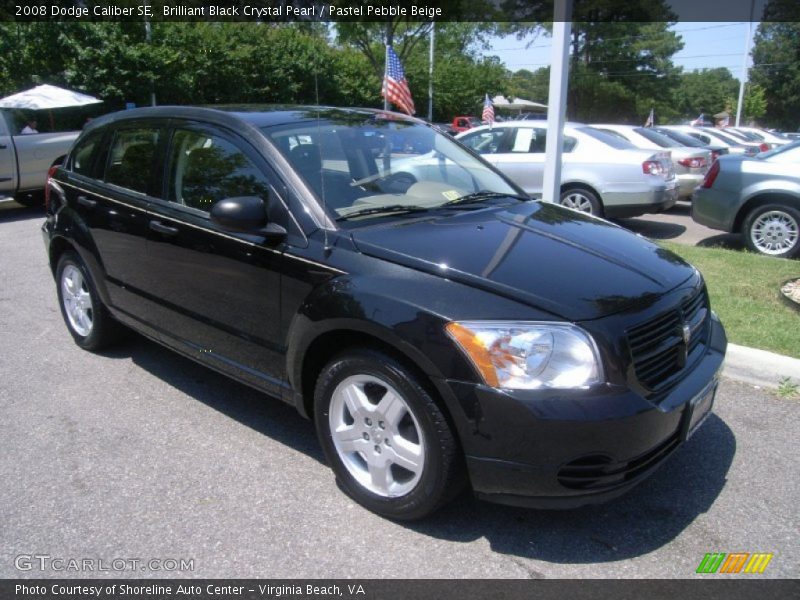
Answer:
[{"xmin": 69, "ymin": 130, "xmax": 104, "ymax": 177}]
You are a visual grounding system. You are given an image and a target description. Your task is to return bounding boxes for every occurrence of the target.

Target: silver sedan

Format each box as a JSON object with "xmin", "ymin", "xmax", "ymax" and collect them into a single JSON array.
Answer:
[
  {"xmin": 593, "ymin": 124, "xmax": 711, "ymax": 202},
  {"xmin": 692, "ymin": 142, "xmax": 800, "ymax": 258},
  {"xmin": 456, "ymin": 121, "xmax": 678, "ymax": 218}
]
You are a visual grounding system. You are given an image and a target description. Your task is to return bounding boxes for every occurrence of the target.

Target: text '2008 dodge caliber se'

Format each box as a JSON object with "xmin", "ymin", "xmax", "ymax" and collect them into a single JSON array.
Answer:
[{"xmin": 43, "ymin": 106, "xmax": 726, "ymax": 520}]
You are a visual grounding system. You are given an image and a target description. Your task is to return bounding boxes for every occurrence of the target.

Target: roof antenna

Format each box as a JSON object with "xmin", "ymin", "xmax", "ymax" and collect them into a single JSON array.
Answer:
[{"xmin": 314, "ymin": 52, "xmax": 331, "ymax": 255}]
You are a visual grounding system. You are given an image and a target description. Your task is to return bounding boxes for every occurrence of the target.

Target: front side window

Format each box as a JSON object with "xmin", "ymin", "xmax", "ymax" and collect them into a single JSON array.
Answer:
[
  {"xmin": 166, "ymin": 129, "xmax": 270, "ymax": 212},
  {"xmin": 104, "ymin": 128, "xmax": 160, "ymax": 194},
  {"xmin": 460, "ymin": 129, "xmax": 506, "ymax": 154}
]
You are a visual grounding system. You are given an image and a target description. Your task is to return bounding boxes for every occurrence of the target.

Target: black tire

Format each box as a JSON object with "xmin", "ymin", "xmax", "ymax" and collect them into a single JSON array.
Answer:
[
  {"xmin": 314, "ymin": 348, "xmax": 465, "ymax": 520},
  {"xmin": 559, "ymin": 187, "xmax": 603, "ymax": 217},
  {"xmin": 742, "ymin": 203, "xmax": 800, "ymax": 259},
  {"xmin": 55, "ymin": 252, "xmax": 124, "ymax": 350}
]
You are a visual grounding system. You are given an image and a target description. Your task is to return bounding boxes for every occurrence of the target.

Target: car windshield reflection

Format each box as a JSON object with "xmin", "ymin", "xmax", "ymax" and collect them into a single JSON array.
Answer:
[{"xmin": 261, "ymin": 114, "xmax": 520, "ymax": 223}]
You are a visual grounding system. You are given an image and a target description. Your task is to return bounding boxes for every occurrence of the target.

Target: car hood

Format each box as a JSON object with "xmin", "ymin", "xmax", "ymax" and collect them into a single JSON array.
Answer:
[{"xmin": 350, "ymin": 201, "xmax": 697, "ymax": 321}]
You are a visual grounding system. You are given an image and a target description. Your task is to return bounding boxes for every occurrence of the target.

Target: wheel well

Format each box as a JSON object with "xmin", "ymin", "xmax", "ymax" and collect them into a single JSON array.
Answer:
[
  {"xmin": 734, "ymin": 193, "xmax": 800, "ymax": 233},
  {"xmin": 299, "ymin": 330, "xmax": 458, "ymax": 438},
  {"xmin": 560, "ymin": 182, "xmax": 602, "ymax": 203},
  {"xmin": 48, "ymin": 237, "xmax": 74, "ymax": 275}
]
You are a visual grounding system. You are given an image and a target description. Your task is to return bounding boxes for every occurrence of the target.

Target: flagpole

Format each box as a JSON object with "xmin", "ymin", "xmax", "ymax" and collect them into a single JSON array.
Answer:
[
  {"xmin": 384, "ymin": 22, "xmax": 392, "ymax": 111},
  {"xmin": 428, "ymin": 23, "xmax": 435, "ymax": 121}
]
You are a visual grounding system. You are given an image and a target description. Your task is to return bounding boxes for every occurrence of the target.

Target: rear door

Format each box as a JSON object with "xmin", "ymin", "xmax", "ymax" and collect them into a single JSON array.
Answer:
[
  {"xmin": 142, "ymin": 121, "xmax": 296, "ymax": 394},
  {"xmin": 60, "ymin": 124, "xmax": 161, "ymax": 322},
  {"xmin": 0, "ymin": 111, "xmax": 16, "ymax": 195}
]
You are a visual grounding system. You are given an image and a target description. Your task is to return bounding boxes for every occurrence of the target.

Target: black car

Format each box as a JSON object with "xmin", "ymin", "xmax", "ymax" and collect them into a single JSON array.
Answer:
[{"xmin": 42, "ymin": 106, "xmax": 727, "ymax": 520}]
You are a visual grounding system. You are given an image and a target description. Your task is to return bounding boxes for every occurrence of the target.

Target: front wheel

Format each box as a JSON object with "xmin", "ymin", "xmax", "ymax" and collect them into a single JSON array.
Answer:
[
  {"xmin": 56, "ymin": 252, "xmax": 124, "ymax": 350},
  {"xmin": 559, "ymin": 187, "xmax": 602, "ymax": 216},
  {"xmin": 743, "ymin": 203, "xmax": 800, "ymax": 258},
  {"xmin": 314, "ymin": 348, "xmax": 464, "ymax": 520}
]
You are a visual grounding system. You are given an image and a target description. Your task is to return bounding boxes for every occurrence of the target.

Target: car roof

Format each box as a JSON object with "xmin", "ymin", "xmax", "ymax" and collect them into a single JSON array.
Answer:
[{"xmin": 83, "ymin": 105, "xmax": 423, "ymax": 135}]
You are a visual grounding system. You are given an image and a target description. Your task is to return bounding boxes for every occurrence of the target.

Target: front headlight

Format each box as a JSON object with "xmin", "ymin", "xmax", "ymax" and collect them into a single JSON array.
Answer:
[{"xmin": 445, "ymin": 321, "xmax": 603, "ymax": 390}]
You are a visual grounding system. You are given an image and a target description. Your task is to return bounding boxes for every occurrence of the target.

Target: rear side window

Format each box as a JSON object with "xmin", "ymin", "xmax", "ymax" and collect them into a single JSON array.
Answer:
[
  {"xmin": 104, "ymin": 128, "xmax": 160, "ymax": 194},
  {"xmin": 510, "ymin": 128, "xmax": 577, "ymax": 154},
  {"xmin": 70, "ymin": 130, "xmax": 103, "ymax": 177},
  {"xmin": 579, "ymin": 127, "xmax": 637, "ymax": 150},
  {"xmin": 166, "ymin": 128, "xmax": 270, "ymax": 212}
]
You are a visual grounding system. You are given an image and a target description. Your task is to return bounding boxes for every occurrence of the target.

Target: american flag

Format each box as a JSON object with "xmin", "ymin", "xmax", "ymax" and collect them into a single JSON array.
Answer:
[
  {"xmin": 382, "ymin": 45, "xmax": 415, "ymax": 115},
  {"xmin": 482, "ymin": 94, "xmax": 495, "ymax": 124},
  {"xmin": 690, "ymin": 113, "xmax": 704, "ymax": 126},
  {"xmin": 644, "ymin": 108, "xmax": 654, "ymax": 127}
]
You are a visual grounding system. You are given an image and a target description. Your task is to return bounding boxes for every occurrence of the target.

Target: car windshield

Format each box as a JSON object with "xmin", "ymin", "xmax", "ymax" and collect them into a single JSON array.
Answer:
[
  {"xmin": 577, "ymin": 126, "xmax": 638, "ymax": 150},
  {"xmin": 261, "ymin": 112, "xmax": 520, "ymax": 224},
  {"xmin": 634, "ymin": 127, "xmax": 681, "ymax": 148}
]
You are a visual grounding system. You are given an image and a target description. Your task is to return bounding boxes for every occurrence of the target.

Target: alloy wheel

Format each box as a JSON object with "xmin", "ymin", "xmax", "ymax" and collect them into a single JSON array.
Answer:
[
  {"xmin": 560, "ymin": 191, "xmax": 595, "ymax": 214},
  {"xmin": 750, "ymin": 210, "xmax": 799, "ymax": 255},
  {"xmin": 61, "ymin": 264, "xmax": 93, "ymax": 337},
  {"xmin": 328, "ymin": 374, "xmax": 425, "ymax": 497}
]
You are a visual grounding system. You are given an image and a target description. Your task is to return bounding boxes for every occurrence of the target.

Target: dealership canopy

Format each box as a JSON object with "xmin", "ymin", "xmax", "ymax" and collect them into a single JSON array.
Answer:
[{"xmin": 0, "ymin": 84, "xmax": 102, "ymax": 110}]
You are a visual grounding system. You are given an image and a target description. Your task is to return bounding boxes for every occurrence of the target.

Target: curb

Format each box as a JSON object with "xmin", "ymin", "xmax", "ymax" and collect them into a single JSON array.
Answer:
[{"xmin": 722, "ymin": 343, "xmax": 800, "ymax": 389}]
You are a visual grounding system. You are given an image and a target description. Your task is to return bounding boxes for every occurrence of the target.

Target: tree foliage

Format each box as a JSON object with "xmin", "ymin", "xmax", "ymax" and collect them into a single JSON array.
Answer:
[{"xmin": 750, "ymin": 20, "xmax": 800, "ymax": 130}]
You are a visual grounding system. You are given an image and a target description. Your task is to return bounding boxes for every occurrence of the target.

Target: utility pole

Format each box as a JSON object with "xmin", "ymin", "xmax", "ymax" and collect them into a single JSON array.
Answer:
[
  {"xmin": 144, "ymin": 0, "xmax": 156, "ymax": 106},
  {"xmin": 383, "ymin": 22, "xmax": 392, "ymax": 111}
]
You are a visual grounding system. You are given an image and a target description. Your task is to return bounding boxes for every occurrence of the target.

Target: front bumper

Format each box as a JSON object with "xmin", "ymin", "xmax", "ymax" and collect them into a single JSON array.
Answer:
[{"xmin": 449, "ymin": 316, "xmax": 726, "ymax": 509}]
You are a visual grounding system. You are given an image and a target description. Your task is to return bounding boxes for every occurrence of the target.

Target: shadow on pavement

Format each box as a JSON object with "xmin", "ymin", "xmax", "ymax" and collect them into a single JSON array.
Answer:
[
  {"xmin": 410, "ymin": 414, "xmax": 734, "ymax": 565},
  {"xmin": 614, "ymin": 217, "xmax": 687, "ymax": 240},
  {"xmin": 0, "ymin": 201, "xmax": 45, "ymax": 224},
  {"xmin": 98, "ymin": 333, "xmax": 326, "ymax": 465},
  {"xmin": 98, "ymin": 331, "xmax": 735, "ymax": 566}
]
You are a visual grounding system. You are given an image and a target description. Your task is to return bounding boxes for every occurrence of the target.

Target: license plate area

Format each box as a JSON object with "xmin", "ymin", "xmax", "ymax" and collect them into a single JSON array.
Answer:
[{"xmin": 683, "ymin": 379, "xmax": 717, "ymax": 440}]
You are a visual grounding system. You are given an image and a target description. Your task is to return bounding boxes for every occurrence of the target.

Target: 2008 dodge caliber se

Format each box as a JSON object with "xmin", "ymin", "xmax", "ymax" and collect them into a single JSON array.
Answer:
[{"xmin": 43, "ymin": 106, "xmax": 726, "ymax": 520}]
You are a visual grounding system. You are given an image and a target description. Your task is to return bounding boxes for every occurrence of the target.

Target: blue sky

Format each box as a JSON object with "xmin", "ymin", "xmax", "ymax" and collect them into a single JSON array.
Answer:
[{"xmin": 486, "ymin": 22, "xmax": 758, "ymax": 81}]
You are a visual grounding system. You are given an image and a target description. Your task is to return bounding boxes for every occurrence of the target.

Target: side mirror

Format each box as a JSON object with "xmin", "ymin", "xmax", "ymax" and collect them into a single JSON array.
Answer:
[{"xmin": 210, "ymin": 196, "xmax": 286, "ymax": 242}]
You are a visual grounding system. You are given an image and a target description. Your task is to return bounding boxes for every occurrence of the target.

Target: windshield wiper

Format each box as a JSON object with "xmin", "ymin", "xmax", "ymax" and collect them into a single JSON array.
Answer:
[
  {"xmin": 335, "ymin": 204, "xmax": 431, "ymax": 221},
  {"xmin": 441, "ymin": 190, "xmax": 531, "ymax": 207}
]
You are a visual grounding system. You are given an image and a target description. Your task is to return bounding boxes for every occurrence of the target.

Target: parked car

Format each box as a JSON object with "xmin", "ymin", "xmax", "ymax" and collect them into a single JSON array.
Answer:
[
  {"xmin": 726, "ymin": 126, "xmax": 791, "ymax": 149},
  {"xmin": 664, "ymin": 125, "xmax": 762, "ymax": 156},
  {"xmin": 0, "ymin": 108, "xmax": 79, "ymax": 205},
  {"xmin": 651, "ymin": 126, "xmax": 728, "ymax": 162},
  {"xmin": 43, "ymin": 106, "xmax": 726, "ymax": 519},
  {"xmin": 693, "ymin": 141, "xmax": 800, "ymax": 258},
  {"xmin": 457, "ymin": 120, "xmax": 678, "ymax": 217},
  {"xmin": 593, "ymin": 124, "xmax": 711, "ymax": 202}
]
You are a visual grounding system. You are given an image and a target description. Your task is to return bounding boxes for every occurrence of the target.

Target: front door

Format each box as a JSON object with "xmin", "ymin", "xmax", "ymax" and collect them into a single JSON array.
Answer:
[{"xmin": 143, "ymin": 123, "xmax": 291, "ymax": 394}]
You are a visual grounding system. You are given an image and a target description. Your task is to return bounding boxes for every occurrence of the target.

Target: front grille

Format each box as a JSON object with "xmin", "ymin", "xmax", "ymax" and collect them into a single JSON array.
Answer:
[
  {"xmin": 557, "ymin": 433, "xmax": 680, "ymax": 490},
  {"xmin": 627, "ymin": 287, "xmax": 709, "ymax": 393}
]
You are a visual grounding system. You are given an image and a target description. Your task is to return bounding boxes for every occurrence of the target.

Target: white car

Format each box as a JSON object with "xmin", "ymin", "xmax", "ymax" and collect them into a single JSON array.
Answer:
[
  {"xmin": 593, "ymin": 124, "xmax": 711, "ymax": 201},
  {"xmin": 663, "ymin": 125, "xmax": 762, "ymax": 156},
  {"xmin": 456, "ymin": 121, "xmax": 678, "ymax": 218}
]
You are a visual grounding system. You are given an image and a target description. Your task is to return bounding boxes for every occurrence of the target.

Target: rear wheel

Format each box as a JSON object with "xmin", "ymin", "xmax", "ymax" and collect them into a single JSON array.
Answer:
[
  {"xmin": 56, "ymin": 252, "xmax": 124, "ymax": 350},
  {"xmin": 559, "ymin": 187, "xmax": 602, "ymax": 216},
  {"xmin": 743, "ymin": 203, "xmax": 800, "ymax": 258},
  {"xmin": 314, "ymin": 348, "xmax": 464, "ymax": 520}
]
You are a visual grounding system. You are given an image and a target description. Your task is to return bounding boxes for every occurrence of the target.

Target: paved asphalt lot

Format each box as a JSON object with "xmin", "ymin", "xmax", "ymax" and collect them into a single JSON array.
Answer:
[{"xmin": 1, "ymin": 201, "xmax": 797, "ymax": 579}]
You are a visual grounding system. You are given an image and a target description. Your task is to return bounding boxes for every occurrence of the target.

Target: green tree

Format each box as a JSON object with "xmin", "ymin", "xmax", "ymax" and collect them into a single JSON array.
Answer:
[
  {"xmin": 750, "ymin": 20, "xmax": 800, "ymax": 130},
  {"xmin": 673, "ymin": 68, "xmax": 739, "ymax": 123}
]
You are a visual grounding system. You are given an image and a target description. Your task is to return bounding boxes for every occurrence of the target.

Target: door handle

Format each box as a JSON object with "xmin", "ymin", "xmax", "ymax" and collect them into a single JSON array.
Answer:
[
  {"xmin": 77, "ymin": 195, "xmax": 97, "ymax": 209},
  {"xmin": 149, "ymin": 220, "xmax": 179, "ymax": 236}
]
